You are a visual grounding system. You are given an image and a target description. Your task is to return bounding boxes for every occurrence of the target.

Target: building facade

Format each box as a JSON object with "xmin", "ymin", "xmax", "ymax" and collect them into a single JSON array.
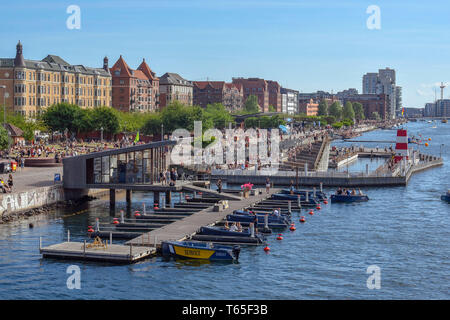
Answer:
[
  {"xmin": 267, "ymin": 80, "xmax": 281, "ymax": 112},
  {"xmin": 193, "ymin": 81, "xmax": 243, "ymax": 111},
  {"xmin": 280, "ymin": 87, "xmax": 299, "ymax": 114},
  {"xmin": 110, "ymin": 56, "xmax": 159, "ymax": 112},
  {"xmin": 298, "ymin": 98, "xmax": 319, "ymax": 116},
  {"xmin": 159, "ymin": 73, "xmax": 193, "ymax": 108},
  {"xmin": 0, "ymin": 41, "xmax": 112, "ymax": 118},
  {"xmin": 362, "ymin": 68, "xmax": 399, "ymax": 119},
  {"xmin": 232, "ymin": 78, "xmax": 269, "ymax": 112}
]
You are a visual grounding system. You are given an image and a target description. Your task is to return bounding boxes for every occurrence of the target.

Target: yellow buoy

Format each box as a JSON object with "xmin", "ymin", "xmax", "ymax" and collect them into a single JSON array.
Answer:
[
  {"xmin": 425, "ymin": 143, "xmax": 429, "ymax": 147},
  {"xmin": 428, "ymin": 138, "xmax": 432, "ymax": 141}
]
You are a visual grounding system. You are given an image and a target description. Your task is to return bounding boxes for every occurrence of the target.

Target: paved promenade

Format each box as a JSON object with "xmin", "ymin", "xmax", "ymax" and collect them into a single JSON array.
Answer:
[{"xmin": 5, "ymin": 167, "xmax": 63, "ymax": 192}]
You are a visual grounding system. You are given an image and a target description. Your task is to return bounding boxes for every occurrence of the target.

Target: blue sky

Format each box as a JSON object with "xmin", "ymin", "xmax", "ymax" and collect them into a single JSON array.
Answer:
[{"xmin": 1, "ymin": 0, "xmax": 450, "ymax": 108}]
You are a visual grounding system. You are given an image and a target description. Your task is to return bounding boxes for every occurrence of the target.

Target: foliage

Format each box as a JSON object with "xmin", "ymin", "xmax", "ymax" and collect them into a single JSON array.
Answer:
[
  {"xmin": 328, "ymin": 101, "xmax": 343, "ymax": 120},
  {"xmin": 42, "ymin": 103, "xmax": 82, "ymax": 134},
  {"xmin": 342, "ymin": 101, "xmax": 355, "ymax": 120},
  {"xmin": 317, "ymin": 99, "xmax": 328, "ymax": 116},
  {"xmin": 371, "ymin": 111, "xmax": 381, "ymax": 121},
  {"xmin": 342, "ymin": 118, "xmax": 354, "ymax": 127},
  {"xmin": 244, "ymin": 115, "xmax": 286, "ymax": 129},
  {"xmin": 243, "ymin": 95, "xmax": 260, "ymax": 114},
  {"xmin": 352, "ymin": 102, "xmax": 365, "ymax": 120},
  {"xmin": 268, "ymin": 105, "xmax": 276, "ymax": 112},
  {"xmin": 141, "ymin": 113, "xmax": 163, "ymax": 136},
  {"xmin": 90, "ymin": 106, "xmax": 120, "ymax": 134},
  {"xmin": 0, "ymin": 125, "xmax": 10, "ymax": 150},
  {"xmin": 204, "ymin": 103, "xmax": 234, "ymax": 129},
  {"xmin": 332, "ymin": 122, "xmax": 343, "ymax": 129}
]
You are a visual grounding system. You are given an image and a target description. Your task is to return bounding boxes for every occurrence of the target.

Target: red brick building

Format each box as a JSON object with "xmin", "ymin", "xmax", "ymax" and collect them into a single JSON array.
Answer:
[
  {"xmin": 110, "ymin": 56, "xmax": 159, "ymax": 112},
  {"xmin": 267, "ymin": 80, "xmax": 281, "ymax": 112},
  {"xmin": 342, "ymin": 94, "xmax": 388, "ymax": 120},
  {"xmin": 232, "ymin": 78, "xmax": 269, "ymax": 112},
  {"xmin": 298, "ymin": 99, "xmax": 319, "ymax": 116},
  {"xmin": 193, "ymin": 81, "xmax": 243, "ymax": 111}
]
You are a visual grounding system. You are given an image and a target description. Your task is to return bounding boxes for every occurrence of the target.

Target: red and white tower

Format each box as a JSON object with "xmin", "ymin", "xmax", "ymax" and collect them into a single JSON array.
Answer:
[{"xmin": 394, "ymin": 129, "xmax": 409, "ymax": 163}]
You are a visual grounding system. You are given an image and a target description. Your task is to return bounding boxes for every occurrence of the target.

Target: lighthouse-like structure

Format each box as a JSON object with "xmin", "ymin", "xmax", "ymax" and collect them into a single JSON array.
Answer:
[{"xmin": 394, "ymin": 129, "xmax": 409, "ymax": 163}]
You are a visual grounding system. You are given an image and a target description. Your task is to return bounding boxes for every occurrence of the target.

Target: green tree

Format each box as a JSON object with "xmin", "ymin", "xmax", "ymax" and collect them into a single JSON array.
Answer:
[
  {"xmin": 243, "ymin": 95, "xmax": 260, "ymax": 114},
  {"xmin": 268, "ymin": 105, "xmax": 276, "ymax": 112},
  {"xmin": 353, "ymin": 102, "xmax": 365, "ymax": 120},
  {"xmin": 42, "ymin": 103, "xmax": 81, "ymax": 134},
  {"xmin": 204, "ymin": 103, "xmax": 234, "ymax": 129},
  {"xmin": 90, "ymin": 106, "xmax": 120, "ymax": 134},
  {"xmin": 0, "ymin": 126, "xmax": 10, "ymax": 150},
  {"xmin": 141, "ymin": 113, "xmax": 163, "ymax": 136},
  {"xmin": 329, "ymin": 101, "xmax": 343, "ymax": 120},
  {"xmin": 371, "ymin": 111, "xmax": 381, "ymax": 121},
  {"xmin": 317, "ymin": 99, "xmax": 329, "ymax": 116},
  {"xmin": 342, "ymin": 101, "xmax": 355, "ymax": 120}
]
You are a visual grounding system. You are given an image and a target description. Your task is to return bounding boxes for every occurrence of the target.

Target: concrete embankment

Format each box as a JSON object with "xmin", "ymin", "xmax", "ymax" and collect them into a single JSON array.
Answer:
[{"xmin": 0, "ymin": 185, "xmax": 116, "ymax": 224}]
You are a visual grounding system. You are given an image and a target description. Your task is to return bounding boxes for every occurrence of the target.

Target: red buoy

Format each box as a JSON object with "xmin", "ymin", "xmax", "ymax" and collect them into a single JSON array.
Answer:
[
  {"xmin": 290, "ymin": 226, "xmax": 296, "ymax": 231},
  {"xmin": 316, "ymin": 205, "xmax": 321, "ymax": 210},
  {"xmin": 264, "ymin": 246, "xmax": 270, "ymax": 252},
  {"xmin": 324, "ymin": 200, "xmax": 328, "ymax": 204},
  {"xmin": 309, "ymin": 210, "xmax": 314, "ymax": 215},
  {"xmin": 87, "ymin": 228, "xmax": 94, "ymax": 233},
  {"xmin": 299, "ymin": 216, "xmax": 306, "ymax": 223},
  {"xmin": 135, "ymin": 212, "xmax": 141, "ymax": 217},
  {"xmin": 113, "ymin": 220, "xmax": 119, "ymax": 224},
  {"xmin": 276, "ymin": 234, "xmax": 283, "ymax": 240}
]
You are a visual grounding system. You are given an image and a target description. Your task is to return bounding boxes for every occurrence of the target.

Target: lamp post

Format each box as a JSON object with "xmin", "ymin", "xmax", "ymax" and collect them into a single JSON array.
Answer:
[
  {"xmin": 100, "ymin": 127, "xmax": 104, "ymax": 143},
  {"xmin": 161, "ymin": 123, "xmax": 164, "ymax": 141},
  {"xmin": 0, "ymin": 85, "xmax": 6, "ymax": 125}
]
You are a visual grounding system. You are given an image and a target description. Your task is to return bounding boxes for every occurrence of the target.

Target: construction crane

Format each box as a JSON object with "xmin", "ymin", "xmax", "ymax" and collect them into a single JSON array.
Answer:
[{"xmin": 440, "ymin": 82, "xmax": 446, "ymax": 100}]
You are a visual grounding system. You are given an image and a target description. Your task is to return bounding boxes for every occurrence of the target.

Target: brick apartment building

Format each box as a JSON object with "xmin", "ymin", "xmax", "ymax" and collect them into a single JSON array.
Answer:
[
  {"xmin": 159, "ymin": 73, "xmax": 193, "ymax": 108},
  {"xmin": 193, "ymin": 81, "xmax": 243, "ymax": 111},
  {"xmin": 110, "ymin": 56, "xmax": 159, "ymax": 112},
  {"xmin": 0, "ymin": 41, "xmax": 112, "ymax": 118},
  {"xmin": 267, "ymin": 80, "xmax": 282, "ymax": 112},
  {"xmin": 232, "ymin": 77, "xmax": 269, "ymax": 112}
]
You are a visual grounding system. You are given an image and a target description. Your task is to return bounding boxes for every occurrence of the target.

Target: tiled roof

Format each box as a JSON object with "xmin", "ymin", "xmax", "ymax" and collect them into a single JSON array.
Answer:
[
  {"xmin": 159, "ymin": 72, "xmax": 192, "ymax": 86},
  {"xmin": 137, "ymin": 59, "xmax": 159, "ymax": 81},
  {"xmin": 194, "ymin": 81, "xmax": 225, "ymax": 90},
  {"xmin": 3, "ymin": 123, "xmax": 23, "ymax": 137}
]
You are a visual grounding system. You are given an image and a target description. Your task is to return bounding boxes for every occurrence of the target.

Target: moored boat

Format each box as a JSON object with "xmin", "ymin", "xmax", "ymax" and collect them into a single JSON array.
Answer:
[
  {"xmin": 271, "ymin": 193, "xmax": 319, "ymax": 205},
  {"xmin": 281, "ymin": 189, "xmax": 328, "ymax": 201},
  {"xmin": 330, "ymin": 194, "xmax": 369, "ymax": 203},
  {"xmin": 441, "ymin": 192, "xmax": 450, "ymax": 203},
  {"xmin": 161, "ymin": 241, "xmax": 240, "ymax": 261}
]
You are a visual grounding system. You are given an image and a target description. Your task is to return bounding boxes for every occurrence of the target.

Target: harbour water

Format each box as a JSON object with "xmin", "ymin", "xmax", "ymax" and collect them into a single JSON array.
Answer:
[{"xmin": 0, "ymin": 121, "xmax": 448, "ymax": 299}]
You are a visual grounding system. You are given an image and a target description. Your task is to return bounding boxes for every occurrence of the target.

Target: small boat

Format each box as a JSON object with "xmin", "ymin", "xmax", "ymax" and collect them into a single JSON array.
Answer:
[
  {"xmin": 271, "ymin": 193, "xmax": 319, "ymax": 205},
  {"xmin": 161, "ymin": 241, "xmax": 240, "ymax": 261},
  {"xmin": 441, "ymin": 192, "xmax": 450, "ymax": 203},
  {"xmin": 330, "ymin": 194, "xmax": 369, "ymax": 203},
  {"xmin": 226, "ymin": 214, "xmax": 289, "ymax": 228},
  {"xmin": 234, "ymin": 209, "xmax": 290, "ymax": 217},
  {"xmin": 198, "ymin": 226, "xmax": 264, "ymax": 239},
  {"xmin": 442, "ymin": 119, "xmax": 448, "ymax": 123},
  {"xmin": 281, "ymin": 189, "xmax": 328, "ymax": 201}
]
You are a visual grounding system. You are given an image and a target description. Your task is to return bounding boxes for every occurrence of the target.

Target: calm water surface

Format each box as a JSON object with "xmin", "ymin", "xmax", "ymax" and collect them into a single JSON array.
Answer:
[{"xmin": 0, "ymin": 121, "xmax": 448, "ymax": 299}]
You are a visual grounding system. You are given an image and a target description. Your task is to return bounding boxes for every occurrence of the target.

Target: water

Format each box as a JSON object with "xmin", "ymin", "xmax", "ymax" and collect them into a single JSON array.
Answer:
[{"xmin": 0, "ymin": 121, "xmax": 449, "ymax": 299}]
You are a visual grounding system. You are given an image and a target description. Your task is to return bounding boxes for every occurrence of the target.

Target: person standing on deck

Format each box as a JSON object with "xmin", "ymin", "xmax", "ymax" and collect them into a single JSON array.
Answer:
[
  {"xmin": 217, "ymin": 179, "xmax": 223, "ymax": 193},
  {"xmin": 266, "ymin": 178, "xmax": 271, "ymax": 194}
]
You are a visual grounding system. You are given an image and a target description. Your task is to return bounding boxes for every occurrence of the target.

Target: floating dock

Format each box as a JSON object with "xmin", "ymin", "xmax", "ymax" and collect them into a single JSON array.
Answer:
[{"xmin": 40, "ymin": 240, "xmax": 156, "ymax": 263}]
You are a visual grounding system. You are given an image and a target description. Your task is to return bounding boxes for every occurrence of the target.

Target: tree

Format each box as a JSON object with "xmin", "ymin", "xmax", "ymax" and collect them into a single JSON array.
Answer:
[
  {"xmin": 268, "ymin": 105, "xmax": 276, "ymax": 112},
  {"xmin": 204, "ymin": 103, "xmax": 234, "ymax": 129},
  {"xmin": 141, "ymin": 113, "xmax": 163, "ymax": 136},
  {"xmin": 243, "ymin": 95, "xmax": 260, "ymax": 114},
  {"xmin": 343, "ymin": 101, "xmax": 355, "ymax": 120},
  {"xmin": 317, "ymin": 99, "xmax": 328, "ymax": 116},
  {"xmin": 42, "ymin": 103, "xmax": 81, "ymax": 134},
  {"xmin": 328, "ymin": 101, "xmax": 343, "ymax": 120},
  {"xmin": 0, "ymin": 126, "xmax": 10, "ymax": 150},
  {"xmin": 371, "ymin": 111, "xmax": 381, "ymax": 121},
  {"xmin": 91, "ymin": 106, "xmax": 120, "ymax": 134},
  {"xmin": 353, "ymin": 102, "xmax": 365, "ymax": 120}
]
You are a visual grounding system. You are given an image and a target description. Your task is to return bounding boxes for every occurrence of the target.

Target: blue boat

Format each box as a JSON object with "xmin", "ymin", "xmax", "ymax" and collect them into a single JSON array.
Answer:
[
  {"xmin": 161, "ymin": 241, "xmax": 240, "ymax": 261},
  {"xmin": 226, "ymin": 214, "xmax": 289, "ymax": 228},
  {"xmin": 330, "ymin": 194, "xmax": 369, "ymax": 203},
  {"xmin": 281, "ymin": 189, "xmax": 328, "ymax": 201},
  {"xmin": 271, "ymin": 193, "xmax": 319, "ymax": 205},
  {"xmin": 234, "ymin": 209, "xmax": 290, "ymax": 217},
  {"xmin": 199, "ymin": 226, "xmax": 264, "ymax": 238},
  {"xmin": 441, "ymin": 192, "xmax": 450, "ymax": 203}
]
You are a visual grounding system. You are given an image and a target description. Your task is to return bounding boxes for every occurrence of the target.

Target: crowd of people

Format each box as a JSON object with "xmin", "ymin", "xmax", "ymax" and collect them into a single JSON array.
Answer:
[{"xmin": 335, "ymin": 187, "xmax": 364, "ymax": 196}]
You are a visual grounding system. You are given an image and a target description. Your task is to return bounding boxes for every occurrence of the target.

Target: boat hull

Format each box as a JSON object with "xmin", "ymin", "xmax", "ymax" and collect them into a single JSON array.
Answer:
[
  {"xmin": 330, "ymin": 194, "xmax": 369, "ymax": 203},
  {"xmin": 161, "ymin": 241, "xmax": 239, "ymax": 261},
  {"xmin": 441, "ymin": 194, "xmax": 450, "ymax": 203}
]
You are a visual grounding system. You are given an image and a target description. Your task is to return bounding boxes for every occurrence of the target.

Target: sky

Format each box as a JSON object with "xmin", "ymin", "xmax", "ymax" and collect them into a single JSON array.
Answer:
[{"xmin": 1, "ymin": 0, "xmax": 450, "ymax": 108}]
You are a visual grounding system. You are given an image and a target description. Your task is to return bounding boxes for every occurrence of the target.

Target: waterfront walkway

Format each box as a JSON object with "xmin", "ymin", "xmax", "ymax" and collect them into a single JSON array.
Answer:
[
  {"xmin": 126, "ymin": 188, "xmax": 280, "ymax": 248},
  {"xmin": 6, "ymin": 167, "xmax": 62, "ymax": 192}
]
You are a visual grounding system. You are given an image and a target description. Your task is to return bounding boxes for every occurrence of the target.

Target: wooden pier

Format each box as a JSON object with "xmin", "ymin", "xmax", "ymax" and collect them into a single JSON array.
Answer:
[
  {"xmin": 40, "ymin": 239, "xmax": 156, "ymax": 263},
  {"xmin": 126, "ymin": 188, "xmax": 281, "ymax": 249}
]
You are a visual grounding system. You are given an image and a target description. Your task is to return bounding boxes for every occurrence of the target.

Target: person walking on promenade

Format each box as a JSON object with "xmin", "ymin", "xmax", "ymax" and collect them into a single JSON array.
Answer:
[
  {"xmin": 217, "ymin": 179, "xmax": 223, "ymax": 193},
  {"xmin": 7, "ymin": 174, "xmax": 13, "ymax": 191},
  {"xmin": 266, "ymin": 178, "xmax": 271, "ymax": 194}
]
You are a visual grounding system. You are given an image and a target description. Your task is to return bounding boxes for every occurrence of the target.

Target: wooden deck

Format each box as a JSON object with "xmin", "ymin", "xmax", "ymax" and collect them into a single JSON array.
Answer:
[
  {"xmin": 126, "ymin": 188, "xmax": 280, "ymax": 248},
  {"xmin": 40, "ymin": 241, "xmax": 156, "ymax": 263}
]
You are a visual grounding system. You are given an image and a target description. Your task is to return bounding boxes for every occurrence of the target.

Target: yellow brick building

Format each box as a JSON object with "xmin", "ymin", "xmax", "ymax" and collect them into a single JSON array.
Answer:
[{"xmin": 0, "ymin": 41, "xmax": 112, "ymax": 118}]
